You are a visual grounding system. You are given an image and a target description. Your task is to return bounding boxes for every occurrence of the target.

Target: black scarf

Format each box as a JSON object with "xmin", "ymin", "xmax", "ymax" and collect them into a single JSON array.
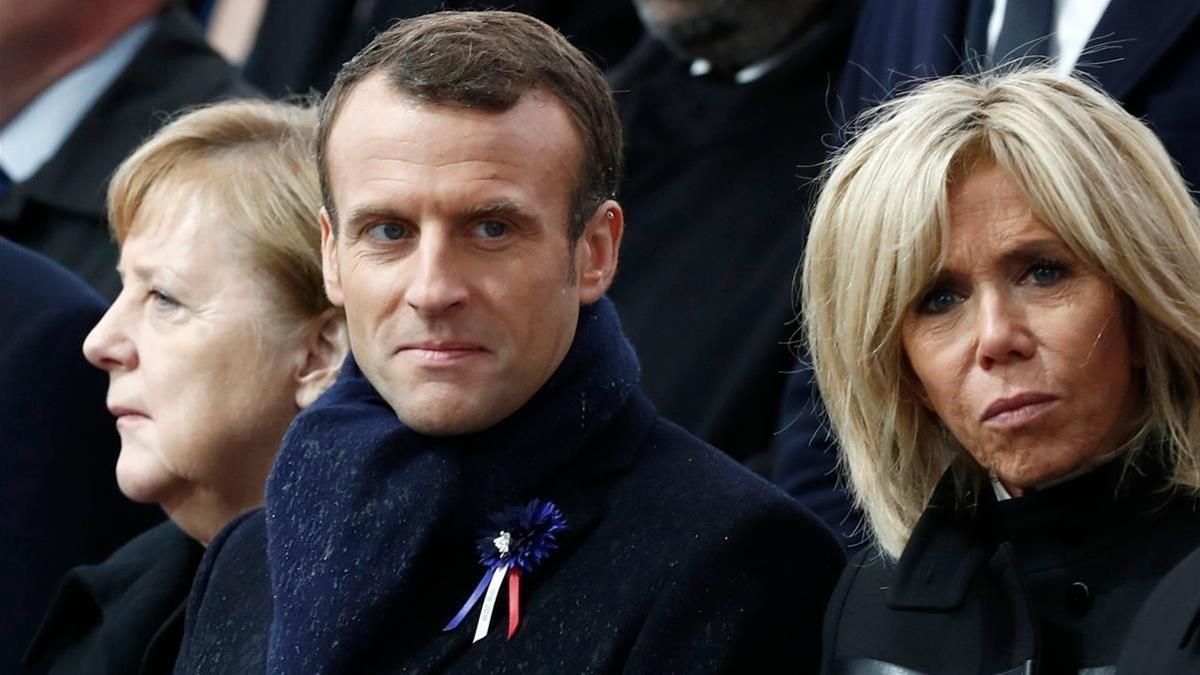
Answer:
[{"xmin": 263, "ymin": 298, "xmax": 640, "ymax": 673}]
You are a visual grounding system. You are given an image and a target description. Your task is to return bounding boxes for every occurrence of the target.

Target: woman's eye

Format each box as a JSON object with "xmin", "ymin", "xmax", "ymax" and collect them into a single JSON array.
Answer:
[
  {"xmin": 366, "ymin": 223, "xmax": 410, "ymax": 242},
  {"xmin": 1026, "ymin": 258, "xmax": 1069, "ymax": 286},
  {"xmin": 916, "ymin": 287, "xmax": 962, "ymax": 315},
  {"xmin": 474, "ymin": 220, "xmax": 508, "ymax": 239},
  {"xmin": 149, "ymin": 289, "xmax": 179, "ymax": 309}
]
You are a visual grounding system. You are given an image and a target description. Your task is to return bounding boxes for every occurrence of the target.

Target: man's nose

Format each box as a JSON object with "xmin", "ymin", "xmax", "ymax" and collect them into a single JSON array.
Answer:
[
  {"xmin": 973, "ymin": 289, "xmax": 1036, "ymax": 370},
  {"xmin": 404, "ymin": 234, "xmax": 469, "ymax": 315},
  {"xmin": 82, "ymin": 294, "xmax": 138, "ymax": 372}
]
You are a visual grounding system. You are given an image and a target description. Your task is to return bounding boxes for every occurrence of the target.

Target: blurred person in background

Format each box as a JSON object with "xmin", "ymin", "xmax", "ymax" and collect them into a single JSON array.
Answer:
[
  {"xmin": 806, "ymin": 70, "xmax": 1200, "ymax": 674},
  {"xmin": 23, "ymin": 99, "xmax": 346, "ymax": 675},
  {"xmin": 837, "ymin": 0, "xmax": 1199, "ymax": 195},
  {"xmin": 606, "ymin": 0, "xmax": 861, "ymax": 543},
  {"xmin": 0, "ymin": 238, "xmax": 162, "ymax": 673},
  {"xmin": 239, "ymin": 0, "xmax": 642, "ymax": 97},
  {"xmin": 0, "ymin": 0, "xmax": 254, "ymax": 299}
]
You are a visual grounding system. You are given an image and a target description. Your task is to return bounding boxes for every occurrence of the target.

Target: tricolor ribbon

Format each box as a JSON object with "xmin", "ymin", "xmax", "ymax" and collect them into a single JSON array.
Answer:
[{"xmin": 442, "ymin": 499, "xmax": 566, "ymax": 642}]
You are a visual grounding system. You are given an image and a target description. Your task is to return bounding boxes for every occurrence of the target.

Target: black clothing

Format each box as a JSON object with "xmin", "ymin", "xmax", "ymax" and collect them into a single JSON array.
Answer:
[
  {"xmin": 607, "ymin": 4, "xmax": 858, "ymax": 474},
  {"xmin": 244, "ymin": 1, "xmax": 642, "ymax": 97},
  {"xmin": 0, "ymin": 238, "xmax": 162, "ymax": 671},
  {"xmin": 0, "ymin": 3, "xmax": 254, "ymax": 299},
  {"xmin": 175, "ymin": 299, "xmax": 845, "ymax": 674},
  {"xmin": 1118, "ymin": 544, "xmax": 1200, "ymax": 673},
  {"xmin": 25, "ymin": 521, "xmax": 203, "ymax": 675},
  {"xmin": 822, "ymin": 457, "xmax": 1200, "ymax": 674}
]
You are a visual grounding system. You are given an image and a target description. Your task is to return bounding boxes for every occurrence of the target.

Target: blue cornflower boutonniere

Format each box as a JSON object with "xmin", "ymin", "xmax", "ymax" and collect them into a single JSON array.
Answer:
[{"xmin": 443, "ymin": 498, "xmax": 567, "ymax": 641}]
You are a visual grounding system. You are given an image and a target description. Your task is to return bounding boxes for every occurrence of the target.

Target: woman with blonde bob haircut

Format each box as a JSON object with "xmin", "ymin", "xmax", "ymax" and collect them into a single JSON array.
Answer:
[
  {"xmin": 809, "ymin": 70, "xmax": 1200, "ymax": 674},
  {"xmin": 26, "ymin": 99, "xmax": 347, "ymax": 674}
]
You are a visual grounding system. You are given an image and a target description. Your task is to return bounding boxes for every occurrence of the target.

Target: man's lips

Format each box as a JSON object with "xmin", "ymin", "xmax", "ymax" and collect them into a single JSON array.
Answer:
[
  {"xmin": 396, "ymin": 341, "xmax": 489, "ymax": 363},
  {"xmin": 981, "ymin": 392, "xmax": 1058, "ymax": 426}
]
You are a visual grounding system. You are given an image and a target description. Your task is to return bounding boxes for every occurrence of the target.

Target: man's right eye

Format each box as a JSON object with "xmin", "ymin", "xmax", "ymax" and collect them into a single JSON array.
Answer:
[{"xmin": 366, "ymin": 223, "xmax": 410, "ymax": 241}]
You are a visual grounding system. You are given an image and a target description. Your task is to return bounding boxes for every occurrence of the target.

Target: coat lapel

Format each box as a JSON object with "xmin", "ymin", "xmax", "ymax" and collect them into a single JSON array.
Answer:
[
  {"xmin": 884, "ymin": 472, "xmax": 990, "ymax": 610},
  {"xmin": 1080, "ymin": 0, "xmax": 1200, "ymax": 101},
  {"xmin": 910, "ymin": 0, "xmax": 972, "ymax": 79}
]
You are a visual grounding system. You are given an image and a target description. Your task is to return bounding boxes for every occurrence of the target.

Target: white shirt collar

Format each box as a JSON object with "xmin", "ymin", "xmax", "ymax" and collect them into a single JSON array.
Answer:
[
  {"xmin": 0, "ymin": 17, "xmax": 155, "ymax": 182},
  {"xmin": 990, "ymin": 474, "xmax": 1015, "ymax": 501},
  {"xmin": 688, "ymin": 53, "xmax": 786, "ymax": 85}
]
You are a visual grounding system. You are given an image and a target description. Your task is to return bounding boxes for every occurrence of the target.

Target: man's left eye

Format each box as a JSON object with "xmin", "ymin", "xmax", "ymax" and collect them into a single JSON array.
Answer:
[{"xmin": 474, "ymin": 221, "xmax": 508, "ymax": 239}]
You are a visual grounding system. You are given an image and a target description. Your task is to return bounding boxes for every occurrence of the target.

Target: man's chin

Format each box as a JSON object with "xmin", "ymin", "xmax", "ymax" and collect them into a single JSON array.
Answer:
[
  {"xmin": 389, "ymin": 391, "xmax": 521, "ymax": 437},
  {"xmin": 395, "ymin": 406, "xmax": 498, "ymax": 437}
]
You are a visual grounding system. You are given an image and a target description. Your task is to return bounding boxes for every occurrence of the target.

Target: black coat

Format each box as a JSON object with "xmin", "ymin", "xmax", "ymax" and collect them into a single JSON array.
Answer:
[
  {"xmin": 25, "ymin": 521, "xmax": 204, "ymax": 675},
  {"xmin": 1117, "ymin": 544, "xmax": 1200, "ymax": 672},
  {"xmin": 175, "ymin": 300, "xmax": 846, "ymax": 674},
  {"xmin": 0, "ymin": 3, "xmax": 254, "ymax": 299},
  {"xmin": 606, "ymin": 3, "xmax": 859, "ymax": 475},
  {"xmin": 821, "ymin": 458, "xmax": 1200, "ymax": 674},
  {"xmin": 0, "ymin": 238, "xmax": 163, "ymax": 671}
]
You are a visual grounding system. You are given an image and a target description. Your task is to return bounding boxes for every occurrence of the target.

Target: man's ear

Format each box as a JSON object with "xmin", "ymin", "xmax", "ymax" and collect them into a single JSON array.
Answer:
[
  {"xmin": 575, "ymin": 199, "xmax": 623, "ymax": 304},
  {"xmin": 320, "ymin": 207, "xmax": 344, "ymax": 307},
  {"xmin": 294, "ymin": 308, "xmax": 348, "ymax": 409}
]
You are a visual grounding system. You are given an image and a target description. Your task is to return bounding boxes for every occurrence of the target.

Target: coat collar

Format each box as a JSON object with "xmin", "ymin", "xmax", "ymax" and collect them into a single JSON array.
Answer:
[
  {"xmin": 25, "ymin": 521, "xmax": 203, "ymax": 674},
  {"xmin": 884, "ymin": 471, "xmax": 990, "ymax": 610},
  {"xmin": 885, "ymin": 452, "xmax": 1177, "ymax": 610}
]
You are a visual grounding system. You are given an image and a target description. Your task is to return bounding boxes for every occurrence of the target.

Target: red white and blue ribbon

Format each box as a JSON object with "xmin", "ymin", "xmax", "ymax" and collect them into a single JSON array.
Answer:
[{"xmin": 443, "ymin": 499, "xmax": 567, "ymax": 641}]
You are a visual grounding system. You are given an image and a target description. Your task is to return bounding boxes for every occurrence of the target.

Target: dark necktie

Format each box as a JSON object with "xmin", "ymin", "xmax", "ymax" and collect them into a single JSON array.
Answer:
[
  {"xmin": 993, "ymin": 0, "xmax": 1055, "ymax": 66},
  {"xmin": 964, "ymin": 0, "xmax": 995, "ymax": 71}
]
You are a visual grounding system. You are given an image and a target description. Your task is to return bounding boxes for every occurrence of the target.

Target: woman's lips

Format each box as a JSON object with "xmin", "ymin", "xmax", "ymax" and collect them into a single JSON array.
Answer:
[
  {"xmin": 981, "ymin": 392, "xmax": 1058, "ymax": 427},
  {"xmin": 109, "ymin": 405, "xmax": 150, "ymax": 426}
]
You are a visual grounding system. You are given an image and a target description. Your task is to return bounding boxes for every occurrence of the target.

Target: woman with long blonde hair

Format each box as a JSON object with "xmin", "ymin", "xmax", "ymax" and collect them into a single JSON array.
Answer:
[{"xmin": 806, "ymin": 70, "xmax": 1200, "ymax": 674}]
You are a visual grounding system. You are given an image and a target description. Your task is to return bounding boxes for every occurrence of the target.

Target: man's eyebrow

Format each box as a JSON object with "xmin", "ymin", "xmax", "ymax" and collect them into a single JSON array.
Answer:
[
  {"xmin": 343, "ymin": 205, "xmax": 407, "ymax": 233},
  {"xmin": 462, "ymin": 200, "xmax": 526, "ymax": 220}
]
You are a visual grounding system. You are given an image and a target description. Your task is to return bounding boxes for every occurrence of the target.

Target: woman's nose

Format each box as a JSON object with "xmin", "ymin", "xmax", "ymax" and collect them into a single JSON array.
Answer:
[
  {"xmin": 974, "ymin": 290, "xmax": 1036, "ymax": 370},
  {"xmin": 82, "ymin": 297, "xmax": 138, "ymax": 372}
]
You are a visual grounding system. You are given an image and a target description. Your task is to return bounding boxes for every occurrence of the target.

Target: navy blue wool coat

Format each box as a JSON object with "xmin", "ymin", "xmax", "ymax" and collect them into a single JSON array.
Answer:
[{"xmin": 175, "ymin": 299, "xmax": 845, "ymax": 674}]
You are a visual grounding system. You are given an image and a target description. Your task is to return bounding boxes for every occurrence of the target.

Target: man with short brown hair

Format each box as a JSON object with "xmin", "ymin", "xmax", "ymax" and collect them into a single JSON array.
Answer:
[{"xmin": 175, "ymin": 12, "xmax": 843, "ymax": 674}]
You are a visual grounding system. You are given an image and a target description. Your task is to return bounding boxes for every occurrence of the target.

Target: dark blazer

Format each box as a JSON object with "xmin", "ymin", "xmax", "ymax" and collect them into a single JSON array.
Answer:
[
  {"xmin": 821, "ymin": 458, "xmax": 1200, "ymax": 674},
  {"xmin": 24, "ymin": 521, "xmax": 204, "ymax": 675},
  {"xmin": 835, "ymin": 0, "xmax": 1200, "ymax": 191},
  {"xmin": 0, "ymin": 238, "xmax": 163, "ymax": 671},
  {"xmin": 0, "ymin": 2, "xmax": 255, "ymax": 299},
  {"xmin": 176, "ymin": 393, "xmax": 846, "ymax": 674},
  {"xmin": 1117, "ymin": 544, "xmax": 1200, "ymax": 673}
]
